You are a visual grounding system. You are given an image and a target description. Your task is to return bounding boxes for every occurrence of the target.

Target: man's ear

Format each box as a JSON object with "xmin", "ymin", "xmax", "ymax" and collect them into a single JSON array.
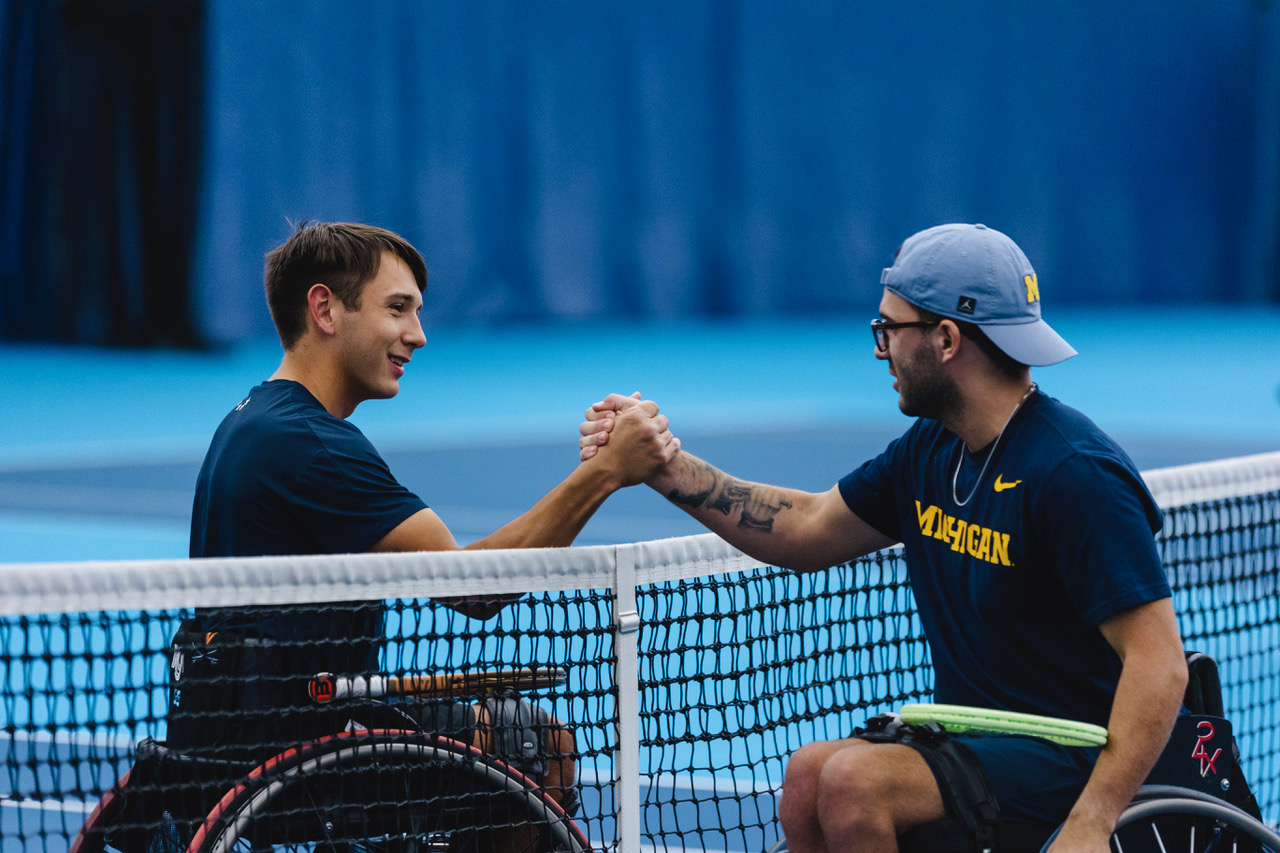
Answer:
[
  {"xmin": 936, "ymin": 319, "xmax": 962, "ymax": 363},
  {"xmin": 306, "ymin": 284, "xmax": 337, "ymax": 336}
]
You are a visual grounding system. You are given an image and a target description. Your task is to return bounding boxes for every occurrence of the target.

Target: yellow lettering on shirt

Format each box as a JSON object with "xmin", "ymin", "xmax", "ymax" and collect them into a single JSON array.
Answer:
[
  {"xmin": 913, "ymin": 502, "xmax": 1015, "ymax": 567},
  {"xmin": 915, "ymin": 501, "xmax": 939, "ymax": 537},
  {"xmin": 992, "ymin": 531, "xmax": 1012, "ymax": 567},
  {"xmin": 977, "ymin": 527, "xmax": 993, "ymax": 562},
  {"xmin": 942, "ymin": 515, "xmax": 958, "ymax": 548},
  {"xmin": 966, "ymin": 523, "xmax": 982, "ymax": 557}
]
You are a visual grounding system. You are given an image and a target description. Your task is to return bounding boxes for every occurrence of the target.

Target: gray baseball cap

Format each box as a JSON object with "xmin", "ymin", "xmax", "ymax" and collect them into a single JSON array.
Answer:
[{"xmin": 880, "ymin": 223, "xmax": 1077, "ymax": 366}]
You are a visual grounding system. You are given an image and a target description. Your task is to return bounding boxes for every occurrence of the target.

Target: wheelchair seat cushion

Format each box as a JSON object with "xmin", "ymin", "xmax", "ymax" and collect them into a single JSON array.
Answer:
[{"xmin": 959, "ymin": 733, "xmax": 1101, "ymax": 824}]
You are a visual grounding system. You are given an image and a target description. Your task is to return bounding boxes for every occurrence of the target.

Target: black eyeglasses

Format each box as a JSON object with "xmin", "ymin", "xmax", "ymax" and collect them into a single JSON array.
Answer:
[{"xmin": 871, "ymin": 318, "xmax": 940, "ymax": 352}]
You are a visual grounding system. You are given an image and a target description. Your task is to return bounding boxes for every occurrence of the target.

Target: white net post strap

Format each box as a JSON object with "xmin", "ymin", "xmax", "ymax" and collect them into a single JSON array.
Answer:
[
  {"xmin": 611, "ymin": 536, "xmax": 766, "ymax": 853},
  {"xmin": 613, "ymin": 544, "xmax": 642, "ymax": 853},
  {"xmin": 1142, "ymin": 450, "xmax": 1280, "ymax": 508}
]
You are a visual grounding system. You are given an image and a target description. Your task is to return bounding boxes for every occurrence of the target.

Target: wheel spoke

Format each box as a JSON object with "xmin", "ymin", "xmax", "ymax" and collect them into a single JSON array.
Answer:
[{"xmin": 1148, "ymin": 821, "xmax": 1169, "ymax": 853}]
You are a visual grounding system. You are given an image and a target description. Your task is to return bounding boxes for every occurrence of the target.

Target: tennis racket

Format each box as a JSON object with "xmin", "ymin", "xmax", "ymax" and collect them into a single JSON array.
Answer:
[
  {"xmin": 899, "ymin": 703, "xmax": 1108, "ymax": 747},
  {"xmin": 308, "ymin": 667, "xmax": 568, "ymax": 705}
]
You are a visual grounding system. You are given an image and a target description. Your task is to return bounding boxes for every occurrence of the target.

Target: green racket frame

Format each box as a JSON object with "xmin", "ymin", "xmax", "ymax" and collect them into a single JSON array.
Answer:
[{"xmin": 898, "ymin": 703, "xmax": 1108, "ymax": 747}]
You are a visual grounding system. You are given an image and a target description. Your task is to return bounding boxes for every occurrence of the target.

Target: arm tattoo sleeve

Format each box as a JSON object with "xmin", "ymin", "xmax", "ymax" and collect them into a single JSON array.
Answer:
[{"xmin": 666, "ymin": 458, "xmax": 794, "ymax": 533}]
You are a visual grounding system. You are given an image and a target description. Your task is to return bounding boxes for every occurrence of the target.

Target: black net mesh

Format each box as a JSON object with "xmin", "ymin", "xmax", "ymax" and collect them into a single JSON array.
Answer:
[{"xmin": 1161, "ymin": 488, "xmax": 1280, "ymax": 816}]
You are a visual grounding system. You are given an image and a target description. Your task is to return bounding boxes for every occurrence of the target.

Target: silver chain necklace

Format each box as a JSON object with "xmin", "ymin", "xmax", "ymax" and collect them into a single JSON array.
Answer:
[{"xmin": 951, "ymin": 383, "xmax": 1037, "ymax": 507}]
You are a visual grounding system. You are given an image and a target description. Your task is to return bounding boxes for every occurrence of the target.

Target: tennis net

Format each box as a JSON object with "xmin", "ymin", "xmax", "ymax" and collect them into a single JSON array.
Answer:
[{"xmin": 0, "ymin": 450, "xmax": 1277, "ymax": 853}]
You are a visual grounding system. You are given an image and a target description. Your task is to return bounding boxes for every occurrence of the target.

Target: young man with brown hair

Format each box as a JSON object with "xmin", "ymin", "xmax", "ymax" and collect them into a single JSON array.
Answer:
[{"xmin": 172, "ymin": 221, "xmax": 678, "ymax": 830}]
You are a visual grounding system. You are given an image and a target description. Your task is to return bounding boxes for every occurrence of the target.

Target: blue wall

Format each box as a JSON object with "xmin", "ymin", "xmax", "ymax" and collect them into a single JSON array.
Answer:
[{"xmin": 194, "ymin": 1, "xmax": 1280, "ymax": 344}]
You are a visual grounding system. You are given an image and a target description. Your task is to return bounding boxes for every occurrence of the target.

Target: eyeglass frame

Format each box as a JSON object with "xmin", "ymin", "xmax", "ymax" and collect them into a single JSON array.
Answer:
[{"xmin": 870, "ymin": 317, "xmax": 941, "ymax": 352}]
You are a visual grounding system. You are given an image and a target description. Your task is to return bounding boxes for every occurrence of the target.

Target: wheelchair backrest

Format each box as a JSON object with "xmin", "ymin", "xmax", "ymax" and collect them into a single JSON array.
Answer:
[
  {"xmin": 1143, "ymin": 651, "xmax": 1261, "ymax": 820},
  {"xmin": 1146, "ymin": 714, "xmax": 1238, "ymax": 798}
]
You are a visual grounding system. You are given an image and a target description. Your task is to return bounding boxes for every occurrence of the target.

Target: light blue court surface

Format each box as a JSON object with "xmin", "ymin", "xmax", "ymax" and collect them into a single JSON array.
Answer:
[{"xmin": 0, "ymin": 309, "xmax": 1277, "ymax": 563}]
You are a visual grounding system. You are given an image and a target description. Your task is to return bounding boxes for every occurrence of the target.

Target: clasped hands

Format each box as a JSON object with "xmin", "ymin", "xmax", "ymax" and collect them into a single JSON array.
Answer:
[{"xmin": 578, "ymin": 392, "xmax": 679, "ymax": 486}]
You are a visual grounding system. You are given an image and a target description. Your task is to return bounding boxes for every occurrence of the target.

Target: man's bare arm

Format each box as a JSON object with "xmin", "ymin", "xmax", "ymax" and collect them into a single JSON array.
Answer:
[
  {"xmin": 645, "ymin": 450, "xmax": 893, "ymax": 572},
  {"xmin": 1048, "ymin": 598, "xmax": 1186, "ymax": 852}
]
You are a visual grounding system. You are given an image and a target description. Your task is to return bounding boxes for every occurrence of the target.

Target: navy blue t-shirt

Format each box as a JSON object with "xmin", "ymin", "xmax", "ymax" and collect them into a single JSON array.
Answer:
[
  {"xmin": 190, "ymin": 380, "xmax": 427, "ymax": 665},
  {"xmin": 838, "ymin": 389, "xmax": 1169, "ymax": 727}
]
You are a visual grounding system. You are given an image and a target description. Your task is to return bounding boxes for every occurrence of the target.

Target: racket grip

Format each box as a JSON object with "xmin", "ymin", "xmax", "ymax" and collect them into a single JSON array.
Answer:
[{"xmin": 308, "ymin": 672, "xmax": 388, "ymax": 704}]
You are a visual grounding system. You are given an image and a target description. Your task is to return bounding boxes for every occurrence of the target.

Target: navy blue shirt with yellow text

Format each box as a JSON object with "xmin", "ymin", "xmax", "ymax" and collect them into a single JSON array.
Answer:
[{"xmin": 838, "ymin": 389, "xmax": 1169, "ymax": 727}]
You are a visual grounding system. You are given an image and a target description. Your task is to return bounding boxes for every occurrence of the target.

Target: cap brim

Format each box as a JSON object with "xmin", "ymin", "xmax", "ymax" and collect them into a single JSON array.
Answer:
[{"xmin": 981, "ymin": 319, "xmax": 1077, "ymax": 367}]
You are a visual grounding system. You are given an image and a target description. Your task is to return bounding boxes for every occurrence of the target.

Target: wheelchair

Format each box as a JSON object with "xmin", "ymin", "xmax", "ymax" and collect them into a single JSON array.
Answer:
[
  {"xmin": 770, "ymin": 652, "xmax": 1280, "ymax": 853},
  {"xmin": 71, "ymin": 674, "xmax": 590, "ymax": 853}
]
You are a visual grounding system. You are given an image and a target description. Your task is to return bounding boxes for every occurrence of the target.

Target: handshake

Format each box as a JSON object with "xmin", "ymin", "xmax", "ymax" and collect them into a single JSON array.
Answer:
[{"xmin": 576, "ymin": 392, "xmax": 680, "ymax": 488}]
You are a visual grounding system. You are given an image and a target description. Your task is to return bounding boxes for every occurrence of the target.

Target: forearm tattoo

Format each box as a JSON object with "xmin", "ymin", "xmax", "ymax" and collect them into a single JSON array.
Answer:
[{"xmin": 667, "ymin": 458, "xmax": 793, "ymax": 533}]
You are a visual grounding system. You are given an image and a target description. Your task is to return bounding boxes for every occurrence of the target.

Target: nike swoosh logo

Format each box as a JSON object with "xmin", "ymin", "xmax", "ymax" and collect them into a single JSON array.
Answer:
[{"xmin": 994, "ymin": 475, "xmax": 1022, "ymax": 492}]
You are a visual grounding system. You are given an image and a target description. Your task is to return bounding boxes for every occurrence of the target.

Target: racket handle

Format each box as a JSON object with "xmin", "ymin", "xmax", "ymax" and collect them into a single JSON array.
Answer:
[
  {"xmin": 309, "ymin": 668, "xmax": 567, "ymax": 704},
  {"xmin": 308, "ymin": 673, "xmax": 388, "ymax": 704},
  {"xmin": 388, "ymin": 670, "xmax": 564, "ymax": 696}
]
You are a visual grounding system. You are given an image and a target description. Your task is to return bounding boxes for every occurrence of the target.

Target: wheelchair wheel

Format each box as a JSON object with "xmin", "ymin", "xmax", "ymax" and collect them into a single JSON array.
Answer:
[
  {"xmin": 1041, "ymin": 785, "xmax": 1280, "ymax": 853},
  {"xmin": 73, "ymin": 738, "xmax": 252, "ymax": 853},
  {"xmin": 1112, "ymin": 786, "xmax": 1280, "ymax": 853},
  {"xmin": 71, "ymin": 769, "xmax": 133, "ymax": 853},
  {"xmin": 188, "ymin": 729, "xmax": 590, "ymax": 853}
]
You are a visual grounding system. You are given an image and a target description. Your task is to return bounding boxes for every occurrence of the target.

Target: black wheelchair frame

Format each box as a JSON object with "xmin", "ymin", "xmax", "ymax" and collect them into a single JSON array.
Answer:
[{"xmin": 72, "ymin": 727, "xmax": 590, "ymax": 853}]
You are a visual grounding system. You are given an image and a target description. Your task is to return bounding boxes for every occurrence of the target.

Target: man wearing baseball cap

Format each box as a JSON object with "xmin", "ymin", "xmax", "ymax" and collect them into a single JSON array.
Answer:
[{"xmin": 581, "ymin": 223, "xmax": 1186, "ymax": 852}]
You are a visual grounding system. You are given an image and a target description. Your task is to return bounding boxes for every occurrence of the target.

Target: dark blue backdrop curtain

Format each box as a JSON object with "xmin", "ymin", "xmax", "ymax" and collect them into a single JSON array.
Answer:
[
  {"xmin": 1, "ymin": 0, "xmax": 205, "ymax": 346},
  {"xmin": 193, "ymin": 1, "xmax": 1280, "ymax": 345},
  {"xmin": 4, "ymin": 1, "xmax": 1278, "ymax": 345}
]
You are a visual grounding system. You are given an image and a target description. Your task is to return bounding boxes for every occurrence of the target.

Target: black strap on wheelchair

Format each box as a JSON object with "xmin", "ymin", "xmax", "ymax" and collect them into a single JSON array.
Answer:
[
  {"xmin": 1184, "ymin": 652, "xmax": 1225, "ymax": 717},
  {"xmin": 483, "ymin": 692, "xmax": 548, "ymax": 778},
  {"xmin": 481, "ymin": 690, "xmax": 579, "ymax": 817},
  {"xmin": 855, "ymin": 714, "xmax": 1000, "ymax": 853}
]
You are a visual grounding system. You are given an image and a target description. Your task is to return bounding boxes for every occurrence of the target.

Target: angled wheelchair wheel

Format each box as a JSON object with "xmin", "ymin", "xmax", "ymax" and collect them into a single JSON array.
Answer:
[
  {"xmin": 1112, "ymin": 786, "xmax": 1280, "ymax": 853},
  {"xmin": 73, "ymin": 738, "xmax": 254, "ymax": 853},
  {"xmin": 1042, "ymin": 785, "xmax": 1280, "ymax": 853},
  {"xmin": 71, "ymin": 768, "xmax": 135, "ymax": 853},
  {"xmin": 188, "ymin": 729, "xmax": 590, "ymax": 853}
]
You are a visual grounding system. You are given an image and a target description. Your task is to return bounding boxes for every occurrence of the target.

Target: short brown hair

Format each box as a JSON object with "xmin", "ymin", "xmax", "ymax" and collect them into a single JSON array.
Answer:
[{"xmin": 264, "ymin": 222, "xmax": 428, "ymax": 349}]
